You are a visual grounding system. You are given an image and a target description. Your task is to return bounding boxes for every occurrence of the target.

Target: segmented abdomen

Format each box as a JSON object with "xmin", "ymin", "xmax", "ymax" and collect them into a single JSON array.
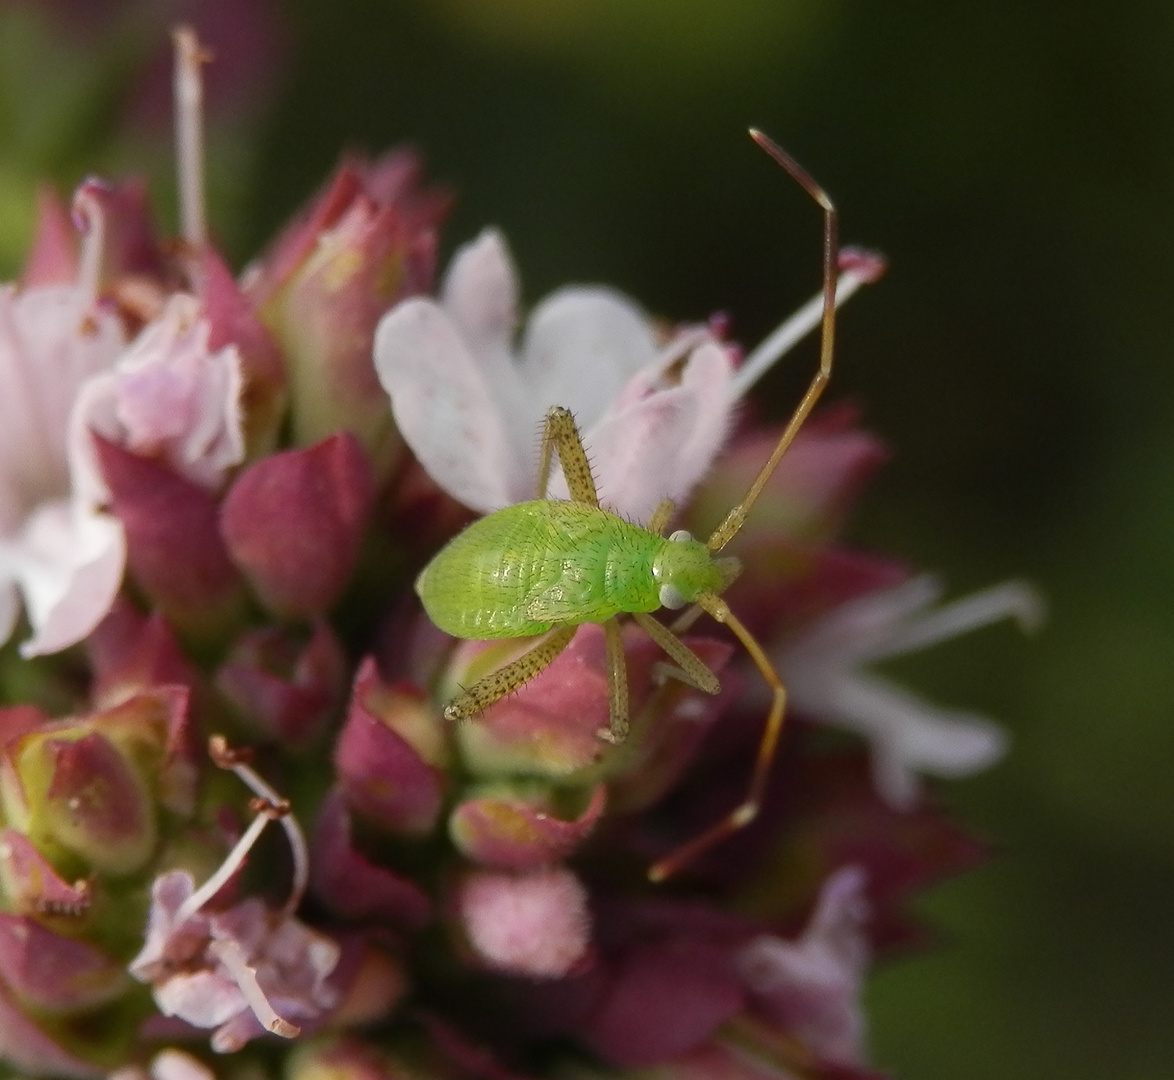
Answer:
[{"xmin": 415, "ymin": 501, "xmax": 660, "ymax": 638}]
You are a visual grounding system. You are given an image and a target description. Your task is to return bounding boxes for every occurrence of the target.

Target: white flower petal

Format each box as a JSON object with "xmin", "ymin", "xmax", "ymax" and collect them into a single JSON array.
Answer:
[
  {"xmin": 829, "ymin": 672, "xmax": 1008, "ymax": 808},
  {"xmin": 1, "ymin": 500, "xmax": 126, "ymax": 658},
  {"xmin": 668, "ymin": 340, "xmax": 737, "ymax": 497},
  {"xmin": 518, "ymin": 286, "xmax": 660, "ymax": 427},
  {"xmin": 374, "ymin": 298, "xmax": 521, "ymax": 511},
  {"xmin": 779, "ymin": 574, "xmax": 1033, "ymax": 807},
  {"xmin": 440, "ymin": 229, "xmax": 523, "ymax": 410},
  {"xmin": 0, "ymin": 284, "xmax": 124, "ymax": 516},
  {"xmin": 581, "ymin": 389, "xmax": 699, "ymax": 523},
  {"xmin": 736, "ymin": 866, "xmax": 869, "ymax": 1065}
]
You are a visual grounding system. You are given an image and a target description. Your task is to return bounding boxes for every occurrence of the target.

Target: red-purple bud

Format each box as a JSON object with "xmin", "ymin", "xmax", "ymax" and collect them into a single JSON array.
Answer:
[
  {"xmin": 334, "ymin": 660, "xmax": 447, "ymax": 836},
  {"xmin": 199, "ymin": 246, "xmax": 287, "ymax": 457},
  {"xmin": 249, "ymin": 152, "xmax": 448, "ymax": 470},
  {"xmin": 0, "ymin": 914, "xmax": 127, "ymax": 1011},
  {"xmin": 216, "ymin": 621, "xmax": 348, "ymax": 746},
  {"xmin": 220, "ymin": 433, "xmax": 374, "ymax": 620},
  {"xmin": 94, "ymin": 436, "xmax": 247, "ymax": 640},
  {"xmin": 310, "ymin": 789, "xmax": 431, "ymax": 929}
]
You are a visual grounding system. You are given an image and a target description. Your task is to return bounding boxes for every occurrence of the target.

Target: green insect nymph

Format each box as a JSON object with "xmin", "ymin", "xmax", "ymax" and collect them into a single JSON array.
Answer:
[
  {"xmin": 415, "ymin": 130, "xmax": 844, "ymax": 881},
  {"xmin": 417, "ymin": 501, "xmax": 725, "ymax": 639}
]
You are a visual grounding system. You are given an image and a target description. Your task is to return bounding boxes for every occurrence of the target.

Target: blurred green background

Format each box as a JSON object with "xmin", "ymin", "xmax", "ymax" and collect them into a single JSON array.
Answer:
[{"xmin": 2, "ymin": 0, "xmax": 1170, "ymax": 1076}]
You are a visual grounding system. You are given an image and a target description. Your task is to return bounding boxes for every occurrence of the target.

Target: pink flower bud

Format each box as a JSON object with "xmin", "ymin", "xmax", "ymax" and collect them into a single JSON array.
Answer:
[
  {"xmin": 582, "ymin": 938, "xmax": 746, "ymax": 1067},
  {"xmin": 334, "ymin": 659, "xmax": 447, "ymax": 836},
  {"xmin": 216, "ymin": 622, "xmax": 348, "ymax": 747},
  {"xmin": 86, "ymin": 600, "xmax": 200, "ymax": 709},
  {"xmin": 38, "ymin": 732, "xmax": 157, "ymax": 875},
  {"xmin": 0, "ymin": 913, "xmax": 127, "ymax": 1011},
  {"xmin": 250, "ymin": 153, "xmax": 448, "ymax": 470},
  {"xmin": 449, "ymin": 783, "xmax": 607, "ymax": 870},
  {"xmin": 94, "ymin": 436, "xmax": 247, "ymax": 640},
  {"xmin": 310, "ymin": 789, "xmax": 431, "ymax": 929},
  {"xmin": 0, "ymin": 829, "xmax": 91, "ymax": 919},
  {"xmin": 0, "ymin": 977, "xmax": 104, "ymax": 1077},
  {"xmin": 198, "ymin": 246, "xmax": 286, "ymax": 456},
  {"xmin": 220, "ymin": 433, "xmax": 374, "ymax": 619},
  {"xmin": 445, "ymin": 627, "xmax": 612, "ymax": 781},
  {"xmin": 457, "ymin": 867, "xmax": 591, "ymax": 979}
]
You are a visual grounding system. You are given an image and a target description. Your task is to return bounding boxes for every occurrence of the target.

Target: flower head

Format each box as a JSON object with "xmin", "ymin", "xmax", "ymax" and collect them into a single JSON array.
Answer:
[{"xmin": 0, "ymin": 29, "xmax": 1036, "ymax": 1080}]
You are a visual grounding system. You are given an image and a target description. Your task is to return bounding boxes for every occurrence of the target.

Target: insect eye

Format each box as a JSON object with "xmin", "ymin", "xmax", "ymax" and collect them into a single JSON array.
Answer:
[
  {"xmin": 668, "ymin": 529, "xmax": 693, "ymax": 543},
  {"xmin": 659, "ymin": 583, "xmax": 688, "ymax": 610}
]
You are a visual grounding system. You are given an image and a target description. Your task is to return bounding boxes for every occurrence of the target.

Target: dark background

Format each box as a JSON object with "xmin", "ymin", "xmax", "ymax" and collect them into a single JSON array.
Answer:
[{"xmin": 2, "ymin": 1, "xmax": 1170, "ymax": 1076}]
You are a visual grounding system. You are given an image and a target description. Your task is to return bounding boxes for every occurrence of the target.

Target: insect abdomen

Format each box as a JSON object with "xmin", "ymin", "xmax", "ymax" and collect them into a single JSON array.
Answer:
[{"xmin": 416, "ymin": 501, "xmax": 662, "ymax": 638}]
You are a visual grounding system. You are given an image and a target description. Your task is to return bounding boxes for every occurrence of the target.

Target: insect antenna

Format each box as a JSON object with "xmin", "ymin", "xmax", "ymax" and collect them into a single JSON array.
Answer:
[{"xmin": 706, "ymin": 129, "xmax": 839, "ymax": 554}]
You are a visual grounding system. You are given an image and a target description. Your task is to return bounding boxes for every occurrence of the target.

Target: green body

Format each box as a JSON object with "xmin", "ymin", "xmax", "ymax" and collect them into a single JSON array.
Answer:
[{"xmin": 416, "ymin": 500, "xmax": 724, "ymax": 639}]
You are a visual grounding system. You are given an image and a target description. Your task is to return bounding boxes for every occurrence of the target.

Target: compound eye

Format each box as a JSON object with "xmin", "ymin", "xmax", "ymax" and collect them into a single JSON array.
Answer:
[
  {"xmin": 668, "ymin": 529, "xmax": 693, "ymax": 543},
  {"xmin": 659, "ymin": 583, "xmax": 688, "ymax": 610}
]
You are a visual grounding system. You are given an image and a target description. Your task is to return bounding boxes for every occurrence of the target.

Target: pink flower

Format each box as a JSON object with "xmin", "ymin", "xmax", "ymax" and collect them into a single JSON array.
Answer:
[
  {"xmin": 72, "ymin": 293, "xmax": 245, "ymax": 500},
  {"xmin": 129, "ymin": 741, "xmax": 341, "ymax": 1053},
  {"xmin": 374, "ymin": 229, "xmax": 734, "ymax": 523},
  {"xmin": 0, "ymin": 191, "xmax": 128, "ymax": 656},
  {"xmin": 736, "ymin": 866, "xmax": 871, "ymax": 1067},
  {"xmin": 130, "ymin": 869, "xmax": 340, "ymax": 1052}
]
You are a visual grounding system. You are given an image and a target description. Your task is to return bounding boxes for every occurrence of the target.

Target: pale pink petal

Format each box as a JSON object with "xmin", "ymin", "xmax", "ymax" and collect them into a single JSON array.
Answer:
[
  {"xmin": 0, "ymin": 284, "xmax": 124, "ymax": 522},
  {"xmin": 459, "ymin": 867, "xmax": 591, "ymax": 978},
  {"xmin": 518, "ymin": 286, "xmax": 660, "ymax": 427},
  {"xmin": 668, "ymin": 340, "xmax": 737, "ymax": 498},
  {"xmin": 736, "ymin": 866, "xmax": 870, "ymax": 1066},
  {"xmin": 573, "ymin": 342, "xmax": 734, "ymax": 522},
  {"xmin": 155, "ymin": 968, "xmax": 246, "ymax": 1029},
  {"xmin": 580, "ymin": 391, "xmax": 699, "ymax": 523},
  {"xmin": 374, "ymin": 298, "xmax": 520, "ymax": 512},
  {"xmin": 439, "ymin": 228, "xmax": 521, "ymax": 400},
  {"xmin": 150, "ymin": 1049, "xmax": 216, "ymax": 1080},
  {"xmin": 779, "ymin": 576, "xmax": 1037, "ymax": 807},
  {"xmin": 72, "ymin": 296, "xmax": 245, "ymax": 497},
  {"xmin": 0, "ymin": 500, "xmax": 125, "ymax": 658}
]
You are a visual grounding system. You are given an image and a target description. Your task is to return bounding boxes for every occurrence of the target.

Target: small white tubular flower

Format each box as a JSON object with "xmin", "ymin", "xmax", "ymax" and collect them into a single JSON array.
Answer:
[
  {"xmin": 0, "ymin": 279, "xmax": 128, "ymax": 656},
  {"xmin": 374, "ymin": 228, "xmax": 734, "ymax": 523},
  {"xmin": 736, "ymin": 866, "xmax": 870, "ymax": 1066},
  {"xmin": 779, "ymin": 575, "xmax": 1044, "ymax": 808}
]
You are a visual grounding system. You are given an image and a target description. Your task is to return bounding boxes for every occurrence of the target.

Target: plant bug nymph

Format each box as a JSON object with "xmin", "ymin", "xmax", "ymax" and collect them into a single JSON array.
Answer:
[{"xmin": 417, "ymin": 130, "xmax": 848, "ymax": 881}]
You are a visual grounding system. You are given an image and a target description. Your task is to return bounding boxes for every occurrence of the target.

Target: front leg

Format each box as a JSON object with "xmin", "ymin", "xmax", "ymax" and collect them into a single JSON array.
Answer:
[{"xmin": 536, "ymin": 406, "xmax": 600, "ymax": 505}]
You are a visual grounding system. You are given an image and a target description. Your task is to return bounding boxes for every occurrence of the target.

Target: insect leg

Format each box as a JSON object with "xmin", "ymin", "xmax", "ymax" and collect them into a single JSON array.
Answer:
[
  {"xmin": 599, "ymin": 618, "xmax": 631, "ymax": 744},
  {"xmin": 632, "ymin": 612, "xmax": 720, "ymax": 695},
  {"xmin": 646, "ymin": 498, "xmax": 676, "ymax": 536},
  {"xmin": 647, "ymin": 593, "xmax": 785, "ymax": 883},
  {"xmin": 442, "ymin": 625, "xmax": 577, "ymax": 721},
  {"xmin": 706, "ymin": 131, "xmax": 838, "ymax": 554},
  {"xmin": 536, "ymin": 406, "xmax": 599, "ymax": 505}
]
